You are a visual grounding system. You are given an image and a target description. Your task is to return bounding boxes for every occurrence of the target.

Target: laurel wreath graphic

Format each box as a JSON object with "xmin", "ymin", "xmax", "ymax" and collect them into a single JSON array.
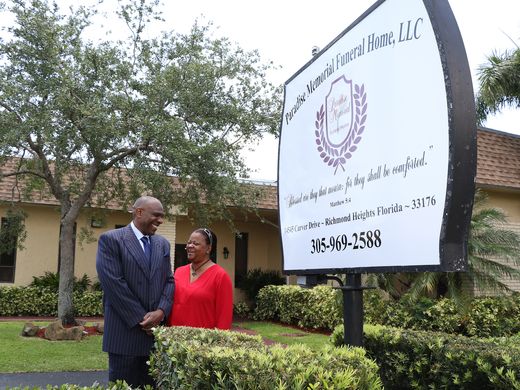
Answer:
[{"xmin": 315, "ymin": 83, "xmax": 367, "ymax": 174}]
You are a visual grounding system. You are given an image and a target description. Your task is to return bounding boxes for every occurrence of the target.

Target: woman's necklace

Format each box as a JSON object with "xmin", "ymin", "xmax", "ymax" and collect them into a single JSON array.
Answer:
[{"xmin": 191, "ymin": 259, "xmax": 211, "ymax": 277}]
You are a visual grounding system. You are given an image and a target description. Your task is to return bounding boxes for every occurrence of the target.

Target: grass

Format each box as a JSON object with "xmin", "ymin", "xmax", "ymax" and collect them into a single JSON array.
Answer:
[
  {"xmin": 0, "ymin": 320, "xmax": 330, "ymax": 373},
  {"xmin": 0, "ymin": 321, "xmax": 107, "ymax": 373},
  {"xmin": 235, "ymin": 321, "xmax": 331, "ymax": 350}
]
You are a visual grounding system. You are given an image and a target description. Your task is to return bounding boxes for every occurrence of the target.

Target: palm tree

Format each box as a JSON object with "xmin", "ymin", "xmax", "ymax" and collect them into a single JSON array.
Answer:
[
  {"xmin": 476, "ymin": 41, "xmax": 520, "ymax": 124},
  {"xmin": 467, "ymin": 191, "xmax": 520, "ymax": 290},
  {"xmin": 369, "ymin": 190, "xmax": 520, "ymax": 305}
]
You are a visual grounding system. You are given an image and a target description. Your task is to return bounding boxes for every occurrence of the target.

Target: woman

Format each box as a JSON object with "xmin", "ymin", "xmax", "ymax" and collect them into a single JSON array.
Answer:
[{"xmin": 168, "ymin": 228, "xmax": 233, "ymax": 330}]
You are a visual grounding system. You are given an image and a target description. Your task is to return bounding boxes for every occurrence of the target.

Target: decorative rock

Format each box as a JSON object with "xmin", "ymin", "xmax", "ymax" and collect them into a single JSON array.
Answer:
[
  {"xmin": 94, "ymin": 322, "xmax": 104, "ymax": 334},
  {"xmin": 44, "ymin": 320, "xmax": 85, "ymax": 341},
  {"xmin": 21, "ymin": 322, "xmax": 40, "ymax": 337}
]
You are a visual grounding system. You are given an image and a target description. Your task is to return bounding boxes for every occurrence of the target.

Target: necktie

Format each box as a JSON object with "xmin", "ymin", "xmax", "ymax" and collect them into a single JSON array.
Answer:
[{"xmin": 141, "ymin": 236, "xmax": 151, "ymax": 265}]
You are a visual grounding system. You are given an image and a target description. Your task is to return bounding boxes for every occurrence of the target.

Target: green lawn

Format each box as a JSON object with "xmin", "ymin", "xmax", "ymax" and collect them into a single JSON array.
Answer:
[
  {"xmin": 0, "ymin": 321, "xmax": 107, "ymax": 373},
  {"xmin": 235, "ymin": 321, "xmax": 331, "ymax": 350},
  {"xmin": 0, "ymin": 320, "xmax": 331, "ymax": 373}
]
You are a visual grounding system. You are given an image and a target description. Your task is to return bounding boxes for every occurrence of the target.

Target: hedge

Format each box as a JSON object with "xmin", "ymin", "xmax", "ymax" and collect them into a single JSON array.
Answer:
[
  {"xmin": 254, "ymin": 285, "xmax": 520, "ymax": 337},
  {"xmin": 254, "ymin": 285, "xmax": 342, "ymax": 331},
  {"xmin": 331, "ymin": 324, "xmax": 520, "ymax": 389},
  {"xmin": 150, "ymin": 325, "xmax": 383, "ymax": 389},
  {"xmin": 0, "ymin": 286, "xmax": 103, "ymax": 317}
]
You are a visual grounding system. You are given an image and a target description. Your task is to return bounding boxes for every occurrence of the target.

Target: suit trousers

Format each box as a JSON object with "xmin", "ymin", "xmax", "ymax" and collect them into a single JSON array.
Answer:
[{"xmin": 108, "ymin": 352, "xmax": 154, "ymax": 388}]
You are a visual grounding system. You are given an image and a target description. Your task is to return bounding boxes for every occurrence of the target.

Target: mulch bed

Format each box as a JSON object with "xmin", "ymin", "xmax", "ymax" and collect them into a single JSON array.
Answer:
[{"xmin": 35, "ymin": 324, "xmax": 102, "ymax": 339}]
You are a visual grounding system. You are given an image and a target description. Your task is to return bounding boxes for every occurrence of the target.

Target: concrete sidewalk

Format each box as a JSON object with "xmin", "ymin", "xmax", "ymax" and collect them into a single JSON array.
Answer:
[{"xmin": 0, "ymin": 370, "xmax": 108, "ymax": 388}]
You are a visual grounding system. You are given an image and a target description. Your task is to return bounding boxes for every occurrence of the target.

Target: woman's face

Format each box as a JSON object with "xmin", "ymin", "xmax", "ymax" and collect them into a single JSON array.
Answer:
[{"xmin": 186, "ymin": 231, "xmax": 211, "ymax": 263}]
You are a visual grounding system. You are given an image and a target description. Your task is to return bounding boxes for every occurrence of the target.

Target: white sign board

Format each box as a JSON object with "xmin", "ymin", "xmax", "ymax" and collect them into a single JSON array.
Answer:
[{"xmin": 278, "ymin": 0, "xmax": 476, "ymax": 274}]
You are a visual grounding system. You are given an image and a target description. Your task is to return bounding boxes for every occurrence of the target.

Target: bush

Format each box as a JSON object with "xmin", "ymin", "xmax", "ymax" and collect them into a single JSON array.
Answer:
[
  {"xmin": 364, "ymin": 291, "xmax": 464, "ymax": 334},
  {"xmin": 331, "ymin": 323, "xmax": 520, "ymax": 389},
  {"xmin": 233, "ymin": 302, "xmax": 251, "ymax": 320},
  {"xmin": 92, "ymin": 280, "xmax": 103, "ymax": 292},
  {"xmin": 236, "ymin": 268, "xmax": 285, "ymax": 304},
  {"xmin": 29, "ymin": 271, "xmax": 60, "ymax": 291},
  {"xmin": 256, "ymin": 285, "xmax": 520, "ymax": 337},
  {"xmin": 465, "ymin": 295, "xmax": 520, "ymax": 337},
  {"xmin": 151, "ymin": 326, "xmax": 382, "ymax": 389},
  {"xmin": 73, "ymin": 290, "xmax": 103, "ymax": 316},
  {"xmin": 30, "ymin": 271, "xmax": 93, "ymax": 293},
  {"xmin": 0, "ymin": 286, "xmax": 57, "ymax": 316},
  {"xmin": 254, "ymin": 285, "xmax": 342, "ymax": 331},
  {"xmin": 364, "ymin": 291, "xmax": 520, "ymax": 338},
  {"xmin": 0, "ymin": 286, "xmax": 103, "ymax": 317}
]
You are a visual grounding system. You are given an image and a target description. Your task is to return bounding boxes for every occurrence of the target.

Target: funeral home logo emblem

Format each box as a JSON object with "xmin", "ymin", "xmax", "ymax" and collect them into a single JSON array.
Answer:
[{"xmin": 315, "ymin": 76, "xmax": 367, "ymax": 174}]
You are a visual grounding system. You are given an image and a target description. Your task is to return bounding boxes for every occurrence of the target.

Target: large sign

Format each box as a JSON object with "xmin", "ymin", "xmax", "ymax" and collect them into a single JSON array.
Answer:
[{"xmin": 278, "ymin": 0, "xmax": 476, "ymax": 274}]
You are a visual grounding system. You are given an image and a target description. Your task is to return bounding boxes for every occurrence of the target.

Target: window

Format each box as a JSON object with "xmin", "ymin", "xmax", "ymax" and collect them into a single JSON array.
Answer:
[
  {"xmin": 174, "ymin": 244, "xmax": 189, "ymax": 271},
  {"xmin": 0, "ymin": 217, "xmax": 17, "ymax": 283},
  {"xmin": 234, "ymin": 232, "xmax": 248, "ymax": 285}
]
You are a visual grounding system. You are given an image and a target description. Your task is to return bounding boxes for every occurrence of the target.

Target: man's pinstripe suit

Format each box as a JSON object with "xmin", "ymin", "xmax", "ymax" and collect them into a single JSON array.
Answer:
[{"xmin": 96, "ymin": 222, "xmax": 174, "ymax": 384}]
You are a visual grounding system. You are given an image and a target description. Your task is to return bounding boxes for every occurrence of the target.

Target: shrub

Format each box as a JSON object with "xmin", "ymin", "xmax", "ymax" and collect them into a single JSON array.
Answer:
[
  {"xmin": 30, "ymin": 271, "xmax": 93, "ymax": 293},
  {"xmin": 254, "ymin": 285, "xmax": 342, "ymax": 331},
  {"xmin": 362, "ymin": 290, "xmax": 520, "ymax": 338},
  {"xmin": 233, "ymin": 302, "xmax": 251, "ymax": 320},
  {"xmin": 91, "ymin": 280, "xmax": 103, "ymax": 292},
  {"xmin": 74, "ymin": 273, "xmax": 92, "ymax": 293},
  {"xmin": 236, "ymin": 268, "xmax": 285, "ymax": 304},
  {"xmin": 29, "ymin": 271, "xmax": 60, "ymax": 291},
  {"xmin": 151, "ymin": 326, "xmax": 382, "ymax": 389},
  {"xmin": 73, "ymin": 290, "xmax": 103, "ymax": 316},
  {"xmin": 0, "ymin": 286, "xmax": 103, "ymax": 317},
  {"xmin": 256, "ymin": 285, "xmax": 520, "ymax": 337},
  {"xmin": 0, "ymin": 286, "xmax": 57, "ymax": 316},
  {"xmin": 331, "ymin": 323, "xmax": 520, "ymax": 389},
  {"xmin": 465, "ymin": 294, "xmax": 520, "ymax": 337}
]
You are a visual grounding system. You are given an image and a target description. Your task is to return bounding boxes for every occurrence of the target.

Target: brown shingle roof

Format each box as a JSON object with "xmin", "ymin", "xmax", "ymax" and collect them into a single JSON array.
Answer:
[
  {"xmin": 1, "ymin": 127, "xmax": 518, "ymax": 211},
  {"xmin": 476, "ymin": 127, "xmax": 520, "ymax": 191},
  {"xmin": 0, "ymin": 157, "xmax": 279, "ymax": 211},
  {"xmin": 0, "ymin": 158, "xmax": 60, "ymax": 206},
  {"xmin": 250, "ymin": 181, "xmax": 277, "ymax": 210}
]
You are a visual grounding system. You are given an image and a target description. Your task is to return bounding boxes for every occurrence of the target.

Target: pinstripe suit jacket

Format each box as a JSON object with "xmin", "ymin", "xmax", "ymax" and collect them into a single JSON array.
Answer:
[{"xmin": 96, "ymin": 224, "xmax": 174, "ymax": 356}]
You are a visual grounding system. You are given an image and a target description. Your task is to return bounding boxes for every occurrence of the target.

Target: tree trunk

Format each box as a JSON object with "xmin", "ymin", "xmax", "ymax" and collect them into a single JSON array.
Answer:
[{"xmin": 58, "ymin": 217, "xmax": 77, "ymax": 325}]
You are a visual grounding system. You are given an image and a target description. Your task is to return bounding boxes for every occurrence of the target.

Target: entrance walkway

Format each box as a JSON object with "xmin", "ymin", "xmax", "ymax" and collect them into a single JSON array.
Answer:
[{"xmin": 0, "ymin": 370, "xmax": 109, "ymax": 388}]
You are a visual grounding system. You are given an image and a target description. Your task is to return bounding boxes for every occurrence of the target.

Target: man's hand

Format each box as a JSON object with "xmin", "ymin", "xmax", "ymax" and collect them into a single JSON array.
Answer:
[{"xmin": 139, "ymin": 309, "xmax": 164, "ymax": 335}]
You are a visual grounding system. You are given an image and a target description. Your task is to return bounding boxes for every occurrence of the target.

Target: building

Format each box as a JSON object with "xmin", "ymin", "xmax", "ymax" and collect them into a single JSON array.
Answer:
[
  {"xmin": 0, "ymin": 161, "xmax": 280, "ymax": 302},
  {"xmin": 472, "ymin": 127, "xmax": 520, "ymax": 292},
  {"xmin": 0, "ymin": 127, "xmax": 519, "ymax": 295}
]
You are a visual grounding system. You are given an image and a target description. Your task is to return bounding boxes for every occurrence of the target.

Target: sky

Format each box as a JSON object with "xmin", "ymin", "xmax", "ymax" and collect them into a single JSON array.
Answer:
[
  {"xmin": 2, "ymin": 0, "xmax": 520, "ymax": 180},
  {"xmin": 156, "ymin": 0, "xmax": 520, "ymax": 180}
]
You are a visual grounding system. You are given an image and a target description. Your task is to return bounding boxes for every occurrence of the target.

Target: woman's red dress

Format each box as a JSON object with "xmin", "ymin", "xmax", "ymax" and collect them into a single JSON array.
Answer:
[{"xmin": 167, "ymin": 264, "xmax": 233, "ymax": 330}]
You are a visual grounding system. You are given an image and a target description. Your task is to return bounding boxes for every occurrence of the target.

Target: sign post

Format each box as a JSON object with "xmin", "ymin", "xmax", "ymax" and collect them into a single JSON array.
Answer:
[
  {"xmin": 341, "ymin": 274, "xmax": 364, "ymax": 346},
  {"xmin": 278, "ymin": 0, "xmax": 476, "ymax": 347}
]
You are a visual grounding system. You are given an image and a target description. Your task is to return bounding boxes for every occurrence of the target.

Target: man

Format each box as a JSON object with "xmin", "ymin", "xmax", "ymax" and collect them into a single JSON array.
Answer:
[{"xmin": 96, "ymin": 196, "xmax": 174, "ymax": 387}]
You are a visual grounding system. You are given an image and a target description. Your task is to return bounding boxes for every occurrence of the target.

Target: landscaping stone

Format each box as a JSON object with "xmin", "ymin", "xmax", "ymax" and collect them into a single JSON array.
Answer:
[
  {"xmin": 20, "ymin": 322, "xmax": 40, "ymax": 337},
  {"xmin": 44, "ymin": 319, "xmax": 85, "ymax": 341},
  {"xmin": 94, "ymin": 322, "xmax": 104, "ymax": 334}
]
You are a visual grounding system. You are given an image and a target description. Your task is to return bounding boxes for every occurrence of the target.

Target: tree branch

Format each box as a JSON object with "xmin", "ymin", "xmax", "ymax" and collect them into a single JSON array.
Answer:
[
  {"xmin": 0, "ymin": 101, "xmax": 23, "ymax": 123},
  {"xmin": 1, "ymin": 169, "xmax": 48, "ymax": 180}
]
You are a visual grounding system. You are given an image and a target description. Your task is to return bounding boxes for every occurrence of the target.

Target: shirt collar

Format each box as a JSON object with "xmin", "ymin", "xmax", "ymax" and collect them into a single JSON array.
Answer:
[{"xmin": 130, "ymin": 221, "xmax": 146, "ymax": 241}]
